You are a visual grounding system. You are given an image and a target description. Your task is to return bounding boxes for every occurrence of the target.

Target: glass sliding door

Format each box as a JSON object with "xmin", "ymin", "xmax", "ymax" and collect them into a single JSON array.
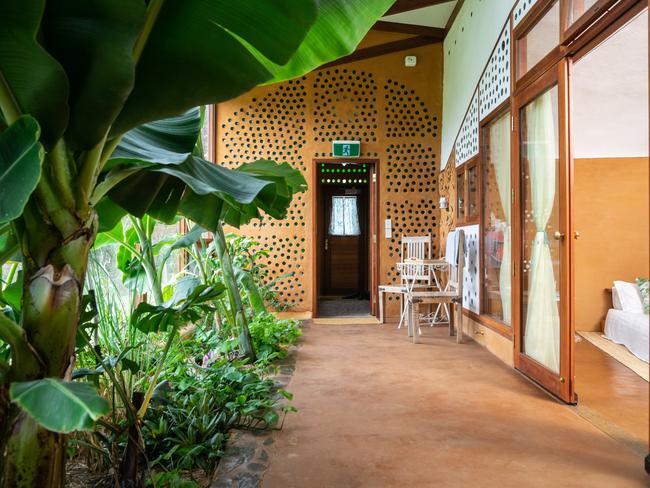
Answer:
[
  {"xmin": 513, "ymin": 61, "xmax": 573, "ymax": 402},
  {"xmin": 521, "ymin": 85, "xmax": 561, "ymax": 374},
  {"xmin": 481, "ymin": 111, "xmax": 512, "ymax": 328}
]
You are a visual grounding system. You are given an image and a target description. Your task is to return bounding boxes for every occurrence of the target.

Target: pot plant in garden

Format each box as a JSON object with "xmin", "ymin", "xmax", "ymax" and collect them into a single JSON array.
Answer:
[{"xmin": 0, "ymin": 0, "xmax": 395, "ymax": 485}]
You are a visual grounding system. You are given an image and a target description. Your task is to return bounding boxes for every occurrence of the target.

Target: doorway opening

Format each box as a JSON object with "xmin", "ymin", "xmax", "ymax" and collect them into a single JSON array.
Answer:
[
  {"xmin": 313, "ymin": 159, "xmax": 378, "ymax": 318},
  {"xmin": 571, "ymin": 8, "xmax": 648, "ymax": 447}
]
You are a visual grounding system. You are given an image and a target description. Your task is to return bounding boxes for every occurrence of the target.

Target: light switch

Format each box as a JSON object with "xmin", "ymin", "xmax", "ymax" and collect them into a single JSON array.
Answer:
[{"xmin": 384, "ymin": 218, "xmax": 392, "ymax": 238}]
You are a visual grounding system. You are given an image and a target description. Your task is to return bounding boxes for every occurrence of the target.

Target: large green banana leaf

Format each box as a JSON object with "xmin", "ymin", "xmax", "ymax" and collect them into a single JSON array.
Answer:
[
  {"xmin": 111, "ymin": 0, "xmax": 394, "ymax": 135},
  {"xmin": 261, "ymin": 0, "xmax": 396, "ymax": 83},
  {"xmin": 0, "ymin": 224, "xmax": 19, "ymax": 266},
  {"xmin": 0, "ymin": 116, "xmax": 44, "ymax": 224},
  {"xmin": 10, "ymin": 378, "xmax": 109, "ymax": 433},
  {"xmin": 1, "ymin": 0, "xmax": 392, "ymax": 149},
  {"xmin": 42, "ymin": 0, "xmax": 146, "ymax": 150},
  {"xmin": 99, "ymin": 108, "xmax": 306, "ymax": 231},
  {"xmin": 0, "ymin": 0, "xmax": 69, "ymax": 146}
]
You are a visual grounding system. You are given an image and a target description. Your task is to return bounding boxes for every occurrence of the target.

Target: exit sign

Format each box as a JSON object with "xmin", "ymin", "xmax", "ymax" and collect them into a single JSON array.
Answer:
[{"xmin": 332, "ymin": 140, "xmax": 360, "ymax": 158}]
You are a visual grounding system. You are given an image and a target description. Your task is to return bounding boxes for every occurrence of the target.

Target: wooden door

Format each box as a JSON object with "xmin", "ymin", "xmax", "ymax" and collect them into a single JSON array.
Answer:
[
  {"xmin": 513, "ymin": 59, "xmax": 575, "ymax": 403},
  {"xmin": 322, "ymin": 187, "xmax": 368, "ymax": 295}
]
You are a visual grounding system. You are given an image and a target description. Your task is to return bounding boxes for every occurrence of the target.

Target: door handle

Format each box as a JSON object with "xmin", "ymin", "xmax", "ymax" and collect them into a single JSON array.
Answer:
[
  {"xmin": 574, "ymin": 231, "xmax": 581, "ymax": 240},
  {"xmin": 553, "ymin": 231, "xmax": 564, "ymax": 241}
]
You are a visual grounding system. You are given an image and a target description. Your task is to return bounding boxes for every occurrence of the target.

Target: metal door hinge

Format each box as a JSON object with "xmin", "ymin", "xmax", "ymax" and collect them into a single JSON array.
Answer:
[
  {"xmin": 325, "ymin": 238, "xmax": 328, "ymax": 251},
  {"xmin": 511, "ymin": 115, "xmax": 515, "ymax": 132},
  {"xmin": 372, "ymin": 234, "xmax": 377, "ymax": 244},
  {"xmin": 511, "ymin": 188, "xmax": 515, "ymax": 205},
  {"xmin": 372, "ymin": 172, "xmax": 377, "ymax": 183}
]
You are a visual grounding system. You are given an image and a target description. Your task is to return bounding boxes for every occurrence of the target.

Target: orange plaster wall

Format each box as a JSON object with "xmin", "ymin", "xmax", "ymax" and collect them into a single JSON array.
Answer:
[
  {"xmin": 574, "ymin": 157, "xmax": 649, "ymax": 331},
  {"xmin": 215, "ymin": 34, "xmax": 443, "ymax": 315}
]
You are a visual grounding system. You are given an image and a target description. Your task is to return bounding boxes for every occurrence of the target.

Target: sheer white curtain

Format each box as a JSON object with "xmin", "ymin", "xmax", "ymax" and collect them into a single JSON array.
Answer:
[
  {"xmin": 491, "ymin": 113, "xmax": 511, "ymax": 325},
  {"xmin": 523, "ymin": 90, "xmax": 560, "ymax": 374},
  {"xmin": 329, "ymin": 196, "xmax": 361, "ymax": 236}
]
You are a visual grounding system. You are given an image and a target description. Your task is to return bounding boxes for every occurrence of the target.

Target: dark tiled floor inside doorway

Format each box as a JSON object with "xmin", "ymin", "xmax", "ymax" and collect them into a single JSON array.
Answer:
[{"xmin": 317, "ymin": 297, "xmax": 370, "ymax": 317}]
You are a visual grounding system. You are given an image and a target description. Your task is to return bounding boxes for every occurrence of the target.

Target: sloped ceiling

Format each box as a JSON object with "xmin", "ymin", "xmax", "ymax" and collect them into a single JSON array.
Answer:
[{"xmin": 381, "ymin": 1, "xmax": 458, "ymax": 28}]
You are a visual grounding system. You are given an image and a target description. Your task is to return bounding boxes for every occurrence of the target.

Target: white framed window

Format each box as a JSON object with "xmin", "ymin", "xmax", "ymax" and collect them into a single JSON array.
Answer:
[{"xmin": 328, "ymin": 196, "xmax": 361, "ymax": 236}]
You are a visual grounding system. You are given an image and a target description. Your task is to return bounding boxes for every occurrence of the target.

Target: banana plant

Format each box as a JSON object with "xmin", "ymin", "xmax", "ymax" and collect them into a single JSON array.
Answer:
[{"xmin": 0, "ymin": 1, "xmax": 394, "ymax": 484}]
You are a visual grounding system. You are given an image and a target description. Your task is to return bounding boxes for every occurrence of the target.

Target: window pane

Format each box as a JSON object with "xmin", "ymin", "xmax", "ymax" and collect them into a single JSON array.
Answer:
[
  {"xmin": 517, "ymin": 1, "xmax": 560, "ymax": 78},
  {"xmin": 329, "ymin": 196, "xmax": 361, "ymax": 236},
  {"xmin": 521, "ymin": 86, "xmax": 561, "ymax": 374},
  {"xmin": 482, "ymin": 112, "xmax": 511, "ymax": 325},
  {"xmin": 568, "ymin": 0, "xmax": 599, "ymax": 26},
  {"xmin": 468, "ymin": 164, "xmax": 479, "ymax": 219},
  {"xmin": 456, "ymin": 171, "xmax": 465, "ymax": 221}
]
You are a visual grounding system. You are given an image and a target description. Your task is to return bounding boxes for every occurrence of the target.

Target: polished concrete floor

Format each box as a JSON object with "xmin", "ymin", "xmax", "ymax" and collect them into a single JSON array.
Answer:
[
  {"xmin": 262, "ymin": 323, "xmax": 648, "ymax": 488},
  {"xmin": 575, "ymin": 338, "xmax": 648, "ymax": 447}
]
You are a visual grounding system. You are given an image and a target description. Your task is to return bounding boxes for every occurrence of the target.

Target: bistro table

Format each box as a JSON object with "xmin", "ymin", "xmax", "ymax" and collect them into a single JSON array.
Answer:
[{"xmin": 396, "ymin": 258, "xmax": 450, "ymax": 327}]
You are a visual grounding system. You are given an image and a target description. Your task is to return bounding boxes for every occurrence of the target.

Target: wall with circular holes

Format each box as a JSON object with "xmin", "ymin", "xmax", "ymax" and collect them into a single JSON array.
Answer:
[{"xmin": 216, "ymin": 37, "xmax": 443, "ymax": 314}]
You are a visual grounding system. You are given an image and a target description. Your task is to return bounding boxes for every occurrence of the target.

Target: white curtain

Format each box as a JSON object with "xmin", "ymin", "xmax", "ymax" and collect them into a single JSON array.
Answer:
[
  {"xmin": 523, "ymin": 90, "xmax": 560, "ymax": 374},
  {"xmin": 491, "ymin": 113, "xmax": 511, "ymax": 325},
  {"xmin": 329, "ymin": 196, "xmax": 361, "ymax": 236}
]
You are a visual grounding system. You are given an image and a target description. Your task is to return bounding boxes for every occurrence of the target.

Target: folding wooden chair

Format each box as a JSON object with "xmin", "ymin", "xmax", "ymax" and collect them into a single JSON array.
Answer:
[{"xmin": 378, "ymin": 235, "xmax": 432, "ymax": 327}]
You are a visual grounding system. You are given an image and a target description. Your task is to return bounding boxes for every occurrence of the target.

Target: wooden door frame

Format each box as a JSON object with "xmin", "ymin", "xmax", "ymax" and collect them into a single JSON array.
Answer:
[
  {"xmin": 476, "ymin": 102, "xmax": 516, "ymax": 339},
  {"xmin": 311, "ymin": 158, "xmax": 380, "ymax": 318},
  {"xmin": 512, "ymin": 60, "xmax": 575, "ymax": 403},
  {"xmin": 320, "ymin": 185, "xmax": 369, "ymax": 296},
  {"xmin": 507, "ymin": 0, "xmax": 646, "ymax": 404}
]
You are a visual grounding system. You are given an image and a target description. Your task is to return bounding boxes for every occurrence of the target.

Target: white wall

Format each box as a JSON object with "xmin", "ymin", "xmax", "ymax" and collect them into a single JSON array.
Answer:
[
  {"xmin": 572, "ymin": 10, "xmax": 649, "ymax": 159},
  {"xmin": 442, "ymin": 0, "xmax": 516, "ymax": 168}
]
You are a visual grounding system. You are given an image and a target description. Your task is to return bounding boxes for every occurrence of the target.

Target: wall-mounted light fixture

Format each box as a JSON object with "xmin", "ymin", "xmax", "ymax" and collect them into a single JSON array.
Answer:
[
  {"xmin": 439, "ymin": 196, "xmax": 448, "ymax": 210},
  {"xmin": 404, "ymin": 55, "xmax": 417, "ymax": 67}
]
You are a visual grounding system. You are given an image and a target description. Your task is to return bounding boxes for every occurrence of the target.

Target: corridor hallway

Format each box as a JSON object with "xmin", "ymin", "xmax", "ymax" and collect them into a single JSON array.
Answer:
[{"xmin": 261, "ymin": 323, "xmax": 647, "ymax": 487}]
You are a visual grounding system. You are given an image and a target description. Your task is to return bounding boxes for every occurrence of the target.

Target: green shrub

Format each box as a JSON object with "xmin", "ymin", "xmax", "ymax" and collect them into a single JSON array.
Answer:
[
  {"xmin": 143, "ymin": 349, "xmax": 290, "ymax": 476},
  {"xmin": 248, "ymin": 312, "xmax": 301, "ymax": 359}
]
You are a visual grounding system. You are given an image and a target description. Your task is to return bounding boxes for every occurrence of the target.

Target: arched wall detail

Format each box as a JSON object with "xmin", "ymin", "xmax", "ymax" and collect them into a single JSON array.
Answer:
[{"xmin": 215, "ymin": 42, "xmax": 443, "ymax": 316}]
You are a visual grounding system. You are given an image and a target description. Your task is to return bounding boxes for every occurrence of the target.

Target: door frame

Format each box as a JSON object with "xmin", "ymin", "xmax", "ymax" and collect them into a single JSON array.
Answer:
[
  {"xmin": 508, "ymin": 0, "xmax": 647, "ymax": 405},
  {"xmin": 311, "ymin": 158, "xmax": 380, "ymax": 318},
  {"xmin": 512, "ymin": 59, "xmax": 575, "ymax": 403}
]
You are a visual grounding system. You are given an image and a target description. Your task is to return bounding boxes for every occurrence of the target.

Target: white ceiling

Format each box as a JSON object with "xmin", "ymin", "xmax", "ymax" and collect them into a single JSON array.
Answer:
[{"xmin": 381, "ymin": 1, "xmax": 458, "ymax": 29}]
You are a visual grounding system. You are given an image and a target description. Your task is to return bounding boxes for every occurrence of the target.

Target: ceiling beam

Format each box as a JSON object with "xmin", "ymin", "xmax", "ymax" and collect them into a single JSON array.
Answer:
[
  {"xmin": 444, "ymin": 0, "xmax": 465, "ymax": 31},
  {"xmin": 319, "ymin": 35, "xmax": 440, "ymax": 70},
  {"xmin": 373, "ymin": 21, "xmax": 446, "ymax": 39},
  {"xmin": 384, "ymin": 0, "xmax": 455, "ymax": 16}
]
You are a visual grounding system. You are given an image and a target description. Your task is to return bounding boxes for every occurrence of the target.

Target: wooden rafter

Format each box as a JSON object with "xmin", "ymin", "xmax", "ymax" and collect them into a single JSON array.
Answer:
[
  {"xmin": 318, "ymin": 35, "xmax": 440, "ymax": 70},
  {"xmin": 385, "ymin": 0, "xmax": 456, "ymax": 16},
  {"xmin": 445, "ymin": 0, "xmax": 465, "ymax": 31}
]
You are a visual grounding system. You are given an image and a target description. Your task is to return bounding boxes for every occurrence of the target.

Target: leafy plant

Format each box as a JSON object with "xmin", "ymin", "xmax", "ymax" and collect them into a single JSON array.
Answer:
[
  {"xmin": 142, "ymin": 353, "xmax": 285, "ymax": 477},
  {"xmin": 0, "ymin": 1, "xmax": 393, "ymax": 485},
  {"xmin": 249, "ymin": 313, "xmax": 301, "ymax": 360},
  {"xmin": 69, "ymin": 217, "xmax": 301, "ymax": 485},
  {"xmin": 228, "ymin": 234, "xmax": 290, "ymax": 311}
]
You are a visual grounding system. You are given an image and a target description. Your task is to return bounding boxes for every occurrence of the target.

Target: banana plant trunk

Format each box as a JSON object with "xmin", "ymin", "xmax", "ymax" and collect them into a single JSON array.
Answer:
[
  {"xmin": 213, "ymin": 225, "xmax": 256, "ymax": 361},
  {"xmin": 0, "ymin": 193, "xmax": 96, "ymax": 487}
]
